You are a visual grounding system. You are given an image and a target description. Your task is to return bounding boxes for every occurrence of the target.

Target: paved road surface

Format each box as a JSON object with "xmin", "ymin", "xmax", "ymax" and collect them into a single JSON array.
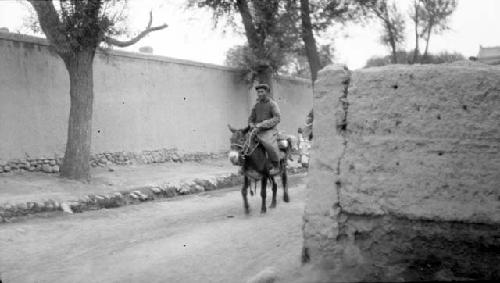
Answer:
[{"xmin": 0, "ymin": 176, "xmax": 307, "ymax": 283}]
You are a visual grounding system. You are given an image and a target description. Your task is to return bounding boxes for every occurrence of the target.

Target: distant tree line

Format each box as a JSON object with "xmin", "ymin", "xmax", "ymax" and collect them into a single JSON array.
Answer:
[
  {"xmin": 364, "ymin": 0, "xmax": 461, "ymax": 67},
  {"xmin": 365, "ymin": 50, "xmax": 465, "ymax": 68}
]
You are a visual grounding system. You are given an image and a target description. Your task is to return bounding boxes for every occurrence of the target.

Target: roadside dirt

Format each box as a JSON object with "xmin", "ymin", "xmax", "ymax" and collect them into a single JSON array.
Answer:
[{"xmin": 0, "ymin": 177, "xmax": 307, "ymax": 283}]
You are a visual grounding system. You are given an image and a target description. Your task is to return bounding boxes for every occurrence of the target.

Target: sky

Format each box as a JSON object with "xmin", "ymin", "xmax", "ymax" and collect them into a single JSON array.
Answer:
[{"xmin": 0, "ymin": 0, "xmax": 499, "ymax": 70}]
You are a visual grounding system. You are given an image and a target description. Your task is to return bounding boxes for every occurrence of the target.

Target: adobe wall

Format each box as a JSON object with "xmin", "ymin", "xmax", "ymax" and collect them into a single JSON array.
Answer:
[
  {"xmin": 0, "ymin": 33, "xmax": 312, "ymax": 164},
  {"xmin": 302, "ymin": 63, "xmax": 500, "ymax": 282}
]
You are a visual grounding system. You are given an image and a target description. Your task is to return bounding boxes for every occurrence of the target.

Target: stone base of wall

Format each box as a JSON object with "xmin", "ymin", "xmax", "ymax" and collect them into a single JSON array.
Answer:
[
  {"xmin": 302, "ymin": 214, "xmax": 500, "ymax": 282},
  {"xmin": 0, "ymin": 148, "xmax": 228, "ymax": 174},
  {"xmin": 0, "ymin": 158, "xmax": 62, "ymax": 174},
  {"xmin": 0, "ymin": 166, "xmax": 307, "ymax": 223},
  {"xmin": 89, "ymin": 149, "xmax": 227, "ymax": 167},
  {"xmin": 0, "ymin": 172, "xmax": 243, "ymax": 223}
]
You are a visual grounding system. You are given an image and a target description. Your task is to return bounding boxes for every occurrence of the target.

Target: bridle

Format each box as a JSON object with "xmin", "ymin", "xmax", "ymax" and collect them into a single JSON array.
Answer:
[{"xmin": 231, "ymin": 128, "xmax": 260, "ymax": 157}]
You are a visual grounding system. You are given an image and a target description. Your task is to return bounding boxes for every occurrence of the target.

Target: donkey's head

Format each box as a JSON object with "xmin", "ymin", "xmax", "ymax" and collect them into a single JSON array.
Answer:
[{"xmin": 228, "ymin": 124, "xmax": 250, "ymax": 165}]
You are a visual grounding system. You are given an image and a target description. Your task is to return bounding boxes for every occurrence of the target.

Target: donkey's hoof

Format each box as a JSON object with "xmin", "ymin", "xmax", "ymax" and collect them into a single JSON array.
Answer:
[
  {"xmin": 260, "ymin": 208, "xmax": 267, "ymax": 214},
  {"xmin": 244, "ymin": 207, "xmax": 250, "ymax": 215},
  {"xmin": 284, "ymin": 194, "xmax": 290, "ymax": 203},
  {"xmin": 270, "ymin": 201, "xmax": 277, "ymax": 209}
]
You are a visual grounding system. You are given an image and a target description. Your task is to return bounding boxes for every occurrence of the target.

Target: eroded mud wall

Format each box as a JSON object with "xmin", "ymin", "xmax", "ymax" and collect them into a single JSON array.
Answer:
[{"xmin": 302, "ymin": 63, "xmax": 500, "ymax": 282}]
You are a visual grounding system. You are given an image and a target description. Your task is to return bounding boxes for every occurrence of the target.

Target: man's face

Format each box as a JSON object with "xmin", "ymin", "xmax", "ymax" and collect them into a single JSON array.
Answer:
[{"xmin": 257, "ymin": 89, "xmax": 267, "ymax": 101}]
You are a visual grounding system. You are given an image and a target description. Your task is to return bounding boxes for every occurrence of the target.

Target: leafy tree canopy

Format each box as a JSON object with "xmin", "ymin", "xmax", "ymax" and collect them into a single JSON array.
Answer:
[
  {"xmin": 190, "ymin": 0, "xmax": 302, "ymax": 83},
  {"xmin": 418, "ymin": 0, "xmax": 457, "ymax": 38},
  {"xmin": 191, "ymin": 0, "xmax": 369, "ymax": 82},
  {"xmin": 225, "ymin": 42, "xmax": 333, "ymax": 80}
]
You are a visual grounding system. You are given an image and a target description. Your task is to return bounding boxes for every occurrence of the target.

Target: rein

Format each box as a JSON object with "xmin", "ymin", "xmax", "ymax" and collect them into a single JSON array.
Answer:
[
  {"xmin": 242, "ymin": 128, "xmax": 260, "ymax": 156},
  {"xmin": 231, "ymin": 143, "xmax": 243, "ymax": 149}
]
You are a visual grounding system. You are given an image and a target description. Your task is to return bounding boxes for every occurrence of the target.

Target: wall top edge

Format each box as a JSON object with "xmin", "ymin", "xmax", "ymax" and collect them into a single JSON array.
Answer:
[
  {"xmin": 0, "ymin": 32, "xmax": 48, "ymax": 45},
  {"xmin": 0, "ymin": 31, "xmax": 238, "ymax": 72},
  {"xmin": 0, "ymin": 31, "xmax": 314, "ymax": 84},
  {"xmin": 99, "ymin": 49, "xmax": 239, "ymax": 72}
]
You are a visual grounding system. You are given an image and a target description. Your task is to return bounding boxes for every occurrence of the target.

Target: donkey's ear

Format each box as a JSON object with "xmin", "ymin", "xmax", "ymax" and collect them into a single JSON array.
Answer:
[{"xmin": 227, "ymin": 124, "xmax": 237, "ymax": 133}]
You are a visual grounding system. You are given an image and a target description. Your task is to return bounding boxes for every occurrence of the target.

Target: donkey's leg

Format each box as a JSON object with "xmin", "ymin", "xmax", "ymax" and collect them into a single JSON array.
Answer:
[
  {"xmin": 282, "ymin": 170, "xmax": 290, "ymax": 203},
  {"xmin": 270, "ymin": 177, "xmax": 278, "ymax": 208},
  {"xmin": 260, "ymin": 177, "xmax": 267, "ymax": 214},
  {"xmin": 241, "ymin": 176, "xmax": 250, "ymax": 214}
]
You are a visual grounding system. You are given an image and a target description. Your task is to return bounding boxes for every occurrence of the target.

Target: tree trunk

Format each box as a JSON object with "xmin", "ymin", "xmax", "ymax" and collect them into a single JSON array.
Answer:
[
  {"xmin": 236, "ymin": 0, "xmax": 259, "ymax": 51},
  {"xmin": 388, "ymin": 25, "xmax": 397, "ymax": 64},
  {"xmin": 390, "ymin": 40, "xmax": 397, "ymax": 64},
  {"xmin": 255, "ymin": 65, "xmax": 274, "ymax": 97},
  {"xmin": 422, "ymin": 27, "xmax": 432, "ymax": 62},
  {"xmin": 300, "ymin": 0, "xmax": 321, "ymax": 83},
  {"xmin": 383, "ymin": 8, "xmax": 397, "ymax": 64},
  {"xmin": 60, "ymin": 50, "xmax": 95, "ymax": 181},
  {"xmin": 412, "ymin": 0, "xmax": 420, "ymax": 64},
  {"xmin": 236, "ymin": 0, "xmax": 274, "ymax": 93}
]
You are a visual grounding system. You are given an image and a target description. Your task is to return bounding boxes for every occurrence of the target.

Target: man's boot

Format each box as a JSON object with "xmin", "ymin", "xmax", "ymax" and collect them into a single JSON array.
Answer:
[{"xmin": 269, "ymin": 161, "xmax": 280, "ymax": 176}]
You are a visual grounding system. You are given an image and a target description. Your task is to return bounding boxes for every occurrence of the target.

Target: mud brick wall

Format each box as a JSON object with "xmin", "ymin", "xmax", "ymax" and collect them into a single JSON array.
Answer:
[
  {"xmin": 302, "ymin": 63, "xmax": 500, "ymax": 282},
  {"xmin": 0, "ymin": 32, "xmax": 312, "ymax": 163}
]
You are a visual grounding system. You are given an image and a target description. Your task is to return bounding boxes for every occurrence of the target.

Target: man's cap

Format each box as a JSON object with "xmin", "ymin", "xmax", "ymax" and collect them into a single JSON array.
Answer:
[{"xmin": 255, "ymin": 84, "xmax": 270, "ymax": 91}]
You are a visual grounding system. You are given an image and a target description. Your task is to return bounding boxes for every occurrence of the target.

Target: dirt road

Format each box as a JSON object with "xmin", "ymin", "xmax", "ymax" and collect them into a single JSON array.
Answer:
[{"xmin": 0, "ymin": 176, "xmax": 307, "ymax": 283}]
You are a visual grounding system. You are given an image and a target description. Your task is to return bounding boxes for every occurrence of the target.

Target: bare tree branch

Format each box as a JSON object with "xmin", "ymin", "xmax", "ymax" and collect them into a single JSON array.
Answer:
[
  {"xmin": 27, "ymin": 0, "xmax": 71, "ymax": 54},
  {"xmin": 104, "ymin": 11, "xmax": 167, "ymax": 47}
]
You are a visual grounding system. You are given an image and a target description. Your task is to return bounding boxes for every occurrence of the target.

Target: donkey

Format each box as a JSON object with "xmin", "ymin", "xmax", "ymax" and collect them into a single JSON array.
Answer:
[{"xmin": 228, "ymin": 124, "xmax": 290, "ymax": 214}]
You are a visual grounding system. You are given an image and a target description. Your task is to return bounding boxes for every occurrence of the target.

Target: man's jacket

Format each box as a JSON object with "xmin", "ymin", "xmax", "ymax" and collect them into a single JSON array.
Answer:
[{"xmin": 248, "ymin": 98, "xmax": 281, "ymax": 131}]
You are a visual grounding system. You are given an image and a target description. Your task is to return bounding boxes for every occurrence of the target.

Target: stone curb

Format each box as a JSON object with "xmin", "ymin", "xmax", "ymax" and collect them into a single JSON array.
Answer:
[{"xmin": 0, "ymin": 166, "xmax": 307, "ymax": 223}]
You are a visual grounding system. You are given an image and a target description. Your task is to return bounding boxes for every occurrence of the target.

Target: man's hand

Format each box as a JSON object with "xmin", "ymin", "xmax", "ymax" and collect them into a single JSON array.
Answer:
[{"xmin": 250, "ymin": 122, "xmax": 263, "ymax": 128}]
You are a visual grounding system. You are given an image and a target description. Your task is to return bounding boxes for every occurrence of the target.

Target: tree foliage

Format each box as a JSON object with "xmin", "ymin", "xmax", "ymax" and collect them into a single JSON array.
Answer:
[
  {"xmin": 310, "ymin": 0, "xmax": 372, "ymax": 30},
  {"xmin": 365, "ymin": 0, "xmax": 406, "ymax": 64},
  {"xmin": 225, "ymin": 42, "xmax": 333, "ymax": 80},
  {"xmin": 299, "ymin": 0, "xmax": 371, "ymax": 82},
  {"xmin": 409, "ymin": 0, "xmax": 457, "ymax": 63},
  {"xmin": 280, "ymin": 44, "xmax": 333, "ymax": 78},
  {"xmin": 191, "ymin": 0, "xmax": 302, "ymax": 86},
  {"xmin": 418, "ymin": 0, "xmax": 457, "ymax": 58},
  {"xmin": 224, "ymin": 44, "xmax": 282, "ymax": 83},
  {"xmin": 192, "ymin": 0, "xmax": 370, "ymax": 83}
]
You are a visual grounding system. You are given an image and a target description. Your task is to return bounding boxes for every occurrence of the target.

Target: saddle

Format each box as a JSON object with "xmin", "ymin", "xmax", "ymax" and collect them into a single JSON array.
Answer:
[
  {"xmin": 239, "ymin": 131, "xmax": 292, "ymax": 180},
  {"xmin": 244, "ymin": 130, "xmax": 290, "ymax": 158},
  {"xmin": 277, "ymin": 133, "xmax": 291, "ymax": 159}
]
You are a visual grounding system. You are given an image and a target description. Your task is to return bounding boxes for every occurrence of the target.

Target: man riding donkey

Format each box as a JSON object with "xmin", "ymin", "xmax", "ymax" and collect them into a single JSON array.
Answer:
[
  {"xmin": 248, "ymin": 83, "xmax": 281, "ymax": 176},
  {"xmin": 228, "ymin": 83, "xmax": 291, "ymax": 213}
]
